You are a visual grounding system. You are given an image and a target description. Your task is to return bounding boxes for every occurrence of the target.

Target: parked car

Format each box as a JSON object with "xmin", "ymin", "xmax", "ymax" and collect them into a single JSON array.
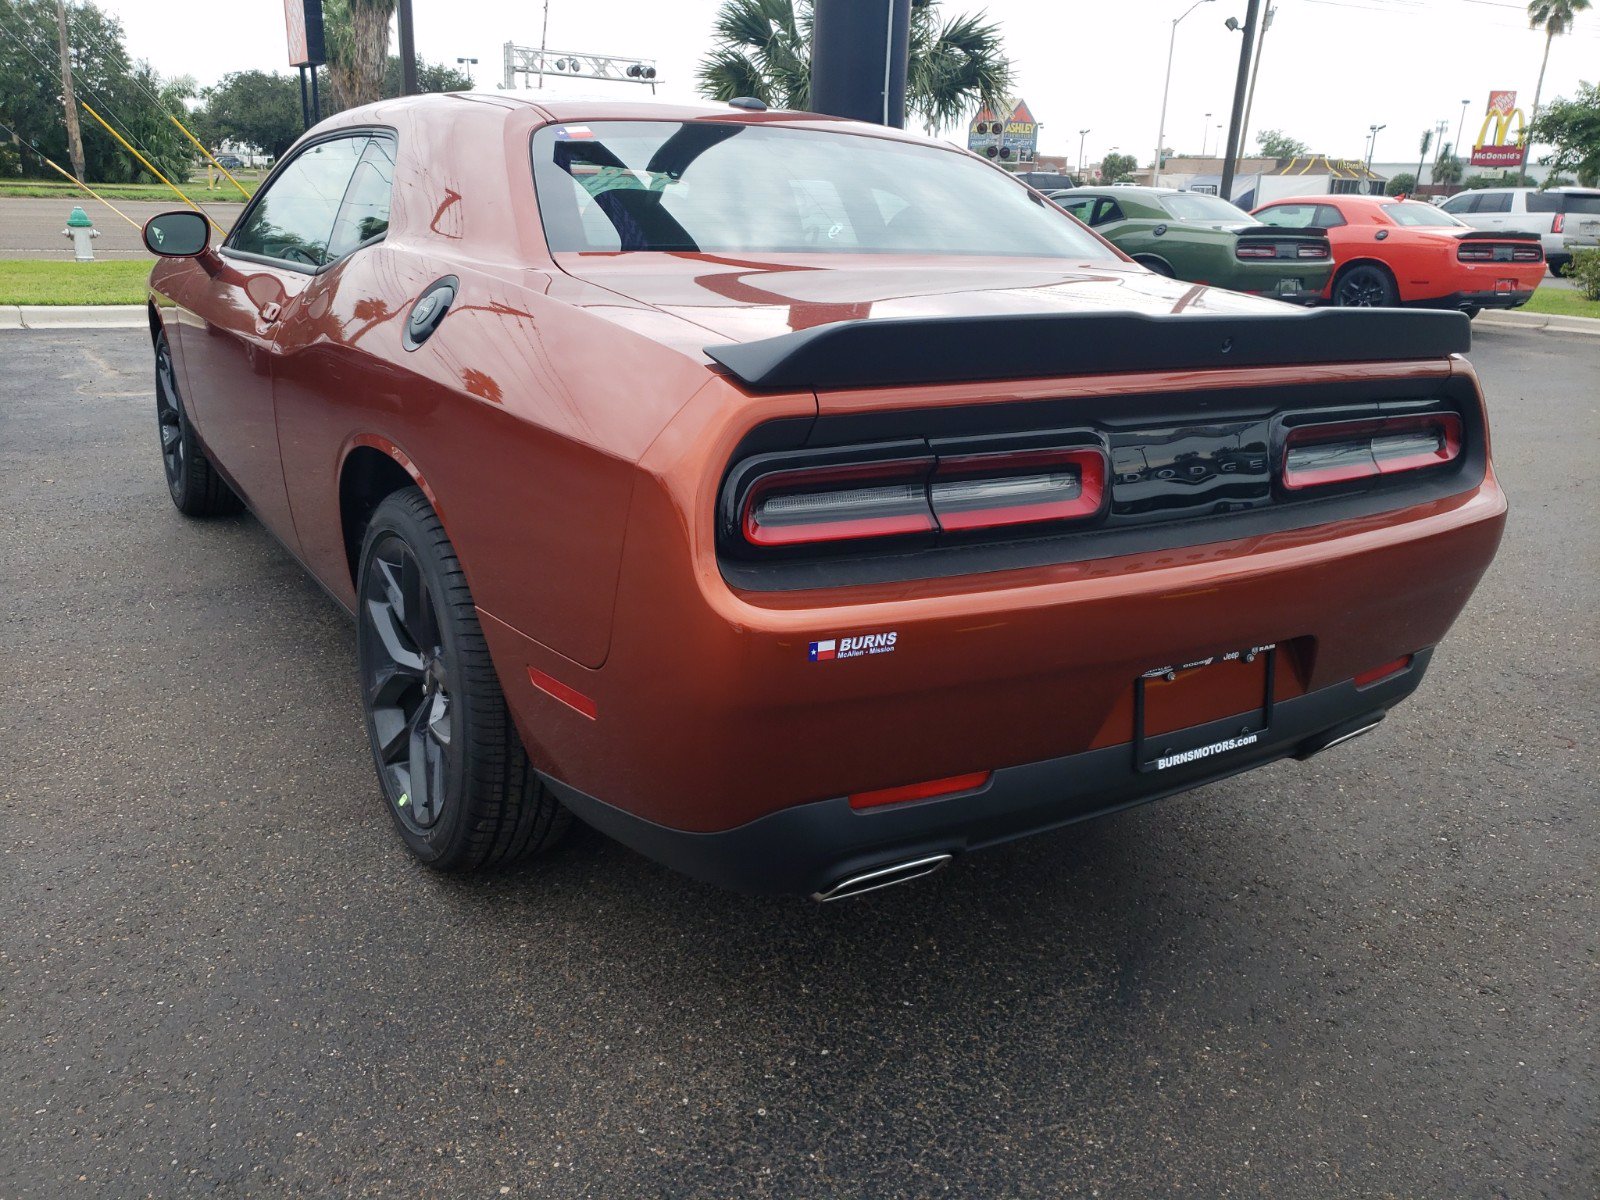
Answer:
[
  {"xmin": 139, "ymin": 96, "xmax": 1506, "ymax": 899},
  {"xmin": 1253, "ymin": 194, "xmax": 1544, "ymax": 314},
  {"xmin": 1048, "ymin": 185, "xmax": 1333, "ymax": 304},
  {"xmin": 213, "ymin": 153, "xmax": 244, "ymax": 170},
  {"xmin": 1438, "ymin": 186, "xmax": 1600, "ymax": 276}
]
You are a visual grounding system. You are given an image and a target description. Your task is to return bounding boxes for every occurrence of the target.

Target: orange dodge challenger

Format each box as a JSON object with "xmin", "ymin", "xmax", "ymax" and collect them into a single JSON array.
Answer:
[
  {"xmin": 142, "ymin": 96, "xmax": 1506, "ymax": 899},
  {"xmin": 1252, "ymin": 194, "xmax": 1544, "ymax": 314}
]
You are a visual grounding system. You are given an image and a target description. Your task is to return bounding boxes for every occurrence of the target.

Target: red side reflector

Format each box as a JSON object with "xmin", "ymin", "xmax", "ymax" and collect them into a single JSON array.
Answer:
[
  {"xmin": 1354, "ymin": 655, "xmax": 1413, "ymax": 689},
  {"xmin": 527, "ymin": 665, "xmax": 598, "ymax": 720},
  {"xmin": 849, "ymin": 770, "xmax": 992, "ymax": 811}
]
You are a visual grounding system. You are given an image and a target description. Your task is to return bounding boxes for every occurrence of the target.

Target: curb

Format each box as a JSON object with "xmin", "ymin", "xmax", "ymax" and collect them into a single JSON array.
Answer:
[
  {"xmin": 0, "ymin": 304, "xmax": 147, "ymax": 330},
  {"xmin": 1476, "ymin": 309, "xmax": 1600, "ymax": 338}
]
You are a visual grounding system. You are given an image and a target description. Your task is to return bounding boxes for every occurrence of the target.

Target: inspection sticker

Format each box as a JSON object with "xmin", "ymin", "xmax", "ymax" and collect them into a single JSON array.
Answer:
[{"xmin": 809, "ymin": 632, "xmax": 898, "ymax": 661}]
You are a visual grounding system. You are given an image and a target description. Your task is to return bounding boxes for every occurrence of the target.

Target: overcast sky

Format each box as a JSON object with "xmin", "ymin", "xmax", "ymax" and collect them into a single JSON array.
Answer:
[{"xmin": 109, "ymin": 0, "xmax": 1600, "ymax": 167}]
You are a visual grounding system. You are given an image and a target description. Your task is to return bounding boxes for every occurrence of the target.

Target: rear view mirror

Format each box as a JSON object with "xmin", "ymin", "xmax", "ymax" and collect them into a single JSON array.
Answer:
[{"xmin": 143, "ymin": 210, "xmax": 210, "ymax": 258}]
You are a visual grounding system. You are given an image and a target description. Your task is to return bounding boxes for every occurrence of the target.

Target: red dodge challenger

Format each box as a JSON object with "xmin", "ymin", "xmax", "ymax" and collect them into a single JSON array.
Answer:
[
  {"xmin": 1251, "ymin": 194, "xmax": 1544, "ymax": 314},
  {"xmin": 142, "ymin": 97, "xmax": 1506, "ymax": 899}
]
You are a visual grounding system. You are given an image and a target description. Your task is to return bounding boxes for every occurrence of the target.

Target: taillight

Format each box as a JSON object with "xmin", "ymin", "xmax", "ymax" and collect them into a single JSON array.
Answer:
[
  {"xmin": 1236, "ymin": 243, "xmax": 1277, "ymax": 259},
  {"xmin": 1458, "ymin": 244, "xmax": 1492, "ymax": 261},
  {"xmin": 734, "ymin": 444, "xmax": 1107, "ymax": 549},
  {"xmin": 1553, "ymin": 213, "xmax": 1565, "ymax": 234},
  {"xmin": 1458, "ymin": 242, "xmax": 1542, "ymax": 263},
  {"xmin": 1513, "ymin": 245, "xmax": 1541, "ymax": 261},
  {"xmin": 929, "ymin": 447, "xmax": 1105, "ymax": 532},
  {"xmin": 1297, "ymin": 242, "xmax": 1328, "ymax": 258},
  {"xmin": 1280, "ymin": 412, "xmax": 1462, "ymax": 491},
  {"xmin": 742, "ymin": 458, "xmax": 936, "ymax": 547}
]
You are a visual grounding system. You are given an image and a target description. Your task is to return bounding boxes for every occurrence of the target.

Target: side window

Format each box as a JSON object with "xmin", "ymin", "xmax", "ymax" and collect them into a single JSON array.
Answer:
[
  {"xmin": 1256, "ymin": 204, "xmax": 1312, "ymax": 228},
  {"xmin": 1055, "ymin": 198, "xmax": 1094, "ymax": 223},
  {"xmin": 1315, "ymin": 205, "xmax": 1347, "ymax": 228},
  {"xmin": 1439, "ymin": 194, "xmax": 1477, "ymax": 214},
  {"xmin": 1092, "ymin": 199, "xmax": 1124, "ymax": 226},
  {"xmin": 1477, "ymin": 191, "xmax": 1512, "ymax": 214},
  {"xmin": 328, "ymin": 137, "xmax": 396, "ymax": 259},
  {"xmin": 231, "ymin": 136, "xmax": 370, "ymax": 268}
]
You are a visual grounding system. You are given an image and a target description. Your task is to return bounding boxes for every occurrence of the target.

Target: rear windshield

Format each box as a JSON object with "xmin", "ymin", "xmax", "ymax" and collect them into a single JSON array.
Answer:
[
  {"xmin": 1527, "ymin": 191, "xmax": 1600, "ymax": 214},
  {"xmin": 530, "ymin": 121, "xmax": 1115, "ymax": 259},
  {"xmin": 1158, "ymin": 192, "xmax": 1252, "ymax": 222},
  {"xmin": 1380, "ymin": 202, "xmax": 1463, "ymax": 227}
]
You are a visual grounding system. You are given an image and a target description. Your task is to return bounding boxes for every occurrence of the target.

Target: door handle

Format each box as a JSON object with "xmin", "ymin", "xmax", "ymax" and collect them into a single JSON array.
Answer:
[{"xmin": 260, "ymin": 301, "xmax": 282, "ymax": 323}]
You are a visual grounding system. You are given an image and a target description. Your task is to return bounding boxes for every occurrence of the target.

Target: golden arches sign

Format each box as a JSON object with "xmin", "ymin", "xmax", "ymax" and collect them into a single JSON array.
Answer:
[{"xmin": 1471, "ymin": 89, "xmax": 1526, "ymax": 168}]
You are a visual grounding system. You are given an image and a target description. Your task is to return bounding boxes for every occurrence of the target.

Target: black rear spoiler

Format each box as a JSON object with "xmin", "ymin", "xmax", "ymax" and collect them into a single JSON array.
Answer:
[
  {"xmin": 704, "ymin": 308, "xmax": 1471, "ymax": 392},
  {"xmin": 1451, "ymin": 229, "xmax": 1544, "ymax": 242}
]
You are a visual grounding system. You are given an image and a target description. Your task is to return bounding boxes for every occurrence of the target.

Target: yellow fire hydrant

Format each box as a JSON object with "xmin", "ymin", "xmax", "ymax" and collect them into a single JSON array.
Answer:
[{"xmin": 64, "ymin": 206, "xmax": 100, "ymax": 262}]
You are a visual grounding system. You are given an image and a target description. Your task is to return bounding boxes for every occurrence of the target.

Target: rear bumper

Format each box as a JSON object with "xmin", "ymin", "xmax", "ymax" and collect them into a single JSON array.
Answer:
[
  {"xmin": 1410, "ymin": 289, "xmax": 1535, "ymax": 311},
  {"xmin": 543, "ymin": 651, "xmax": 1432, "ymax": 897}
]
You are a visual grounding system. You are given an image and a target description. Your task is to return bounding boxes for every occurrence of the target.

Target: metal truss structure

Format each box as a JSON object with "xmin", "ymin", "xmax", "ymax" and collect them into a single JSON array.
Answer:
[{"xmin": 501, "ymin": 43, "xmax": 661, "ymax": 92}]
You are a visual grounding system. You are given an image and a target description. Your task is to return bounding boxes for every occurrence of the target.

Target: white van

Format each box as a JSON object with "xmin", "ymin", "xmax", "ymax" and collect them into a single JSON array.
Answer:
[{"xmin": 1438, "ymin": 187, "xmax": 1600, "ymax": 276}]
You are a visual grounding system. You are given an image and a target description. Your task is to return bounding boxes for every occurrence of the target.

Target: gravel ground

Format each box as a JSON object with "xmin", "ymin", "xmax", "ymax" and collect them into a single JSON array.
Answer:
[{"xmin": 0, "ymin": 327, "xmax": 1595, "ymax": 1199}]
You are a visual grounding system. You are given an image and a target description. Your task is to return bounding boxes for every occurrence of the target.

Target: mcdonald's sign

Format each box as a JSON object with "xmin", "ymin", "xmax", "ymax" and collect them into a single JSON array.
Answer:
[{"xmin": 1470, "ymin": 90, "xmax": 1525, "ymax": 168}]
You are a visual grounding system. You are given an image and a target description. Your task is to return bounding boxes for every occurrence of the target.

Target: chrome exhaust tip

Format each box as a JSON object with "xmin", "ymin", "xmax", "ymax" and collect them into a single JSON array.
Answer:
[
  {"xmin": 1295, "ymin": 715, "xmax": 1384, "ymax": 761},
  {"xmin": 811, "ymin": 853, "xmax": 953, "ymax": 902}
]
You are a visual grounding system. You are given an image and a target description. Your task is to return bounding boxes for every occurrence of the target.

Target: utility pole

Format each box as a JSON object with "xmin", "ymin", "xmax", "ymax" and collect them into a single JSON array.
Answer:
[
  {"xmin": 397, "ymin": 0, "xmax": 418, "ymax": 95},
  {"xmin": 1239, "ymin": 4, "xmax": 1275, "ymax": 161},
  {"xmin": 1153, "ymin": 0, "xmax": 1214, "ymax": 186},
  {"xmin": 811, "ymin": 0, "xmax": 912, "ymax": 127},
  {"xmin": 54, "ymin": 0, "xmax": 85, "ymax": 181},
  {"xmin": 1218, "ymin": 0, "xmax": 1261, "ymax": 204}
]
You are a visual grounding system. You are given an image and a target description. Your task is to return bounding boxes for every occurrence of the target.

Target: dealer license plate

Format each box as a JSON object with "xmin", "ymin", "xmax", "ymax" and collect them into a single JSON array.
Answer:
[{"xmin": 1133, "ymin": 645, "xmax": 1277, "ymax": 773}]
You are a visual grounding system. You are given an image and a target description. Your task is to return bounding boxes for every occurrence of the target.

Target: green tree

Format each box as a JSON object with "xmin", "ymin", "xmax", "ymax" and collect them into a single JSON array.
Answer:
[
  {"xmin": 1432, "ymin": 149, "xmax": 1464, "ymax": 186},
  {"xmin": 1255, "ymin": 129, "xmax": 1307, "ymax": 158},
  {"xmin": 194, "ymin": 71, "xmax": 302, "ymax": 160},
  {"xmin": 0, "ymin": 0, "xmax": 193, "ymax": 182},
  {"xmin": 1528, "ymin": 81, "xmax": 1600, "ymax": 186},
  {"xmin": 1099, "ymin": 152, "xmax": 1137, "ymax": 183},
  {"xmin": 1385, "ymin": 172, "xmax": 1417, "ymax": 197},
  {"xmin": 1524, "ymin": 0, "xmax": 1592, "ymax": 167},
  {"xmin": 379, "ymin": 56, "xmax": 473, "ymax": 98},
  {"xmin": 695, "ymin": 0, "xmax": 1011, "ymax": 130}
]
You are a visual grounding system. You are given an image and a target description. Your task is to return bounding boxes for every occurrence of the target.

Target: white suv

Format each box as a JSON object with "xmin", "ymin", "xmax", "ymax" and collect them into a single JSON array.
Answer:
[{"xmin": 1438, "ymin": 187, "xmax": 1600, "ymax": 276}]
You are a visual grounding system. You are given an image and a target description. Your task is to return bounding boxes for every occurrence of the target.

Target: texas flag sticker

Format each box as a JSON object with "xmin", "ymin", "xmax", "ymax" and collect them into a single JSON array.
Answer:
[{"xmin": 808, "ymin": 639, "xmax": 837, "ymax": 662}]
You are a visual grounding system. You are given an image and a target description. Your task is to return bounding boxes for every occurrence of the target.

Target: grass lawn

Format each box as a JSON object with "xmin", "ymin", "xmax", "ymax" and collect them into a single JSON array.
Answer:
[
  {"xmin": 0, "ymin": 178, "xmax": 256, "ymax": 202},
  {"xmin": 1522, "ymin": 285, "xmax": 1600, "ymax": 320},
  {"xmin": 0, "ymin": 259, "xmax": 151, "ymax": 305}
]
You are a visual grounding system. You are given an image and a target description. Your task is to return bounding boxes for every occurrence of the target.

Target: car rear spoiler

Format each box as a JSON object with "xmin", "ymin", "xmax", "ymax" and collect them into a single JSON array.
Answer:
[
  {"xmin": 1451, "ymin": 229, "xmax": 1544, "ymax": 242},
  {"xmin": 704, "ymin": 308, "xmax": 1471, "ymax": 392}
]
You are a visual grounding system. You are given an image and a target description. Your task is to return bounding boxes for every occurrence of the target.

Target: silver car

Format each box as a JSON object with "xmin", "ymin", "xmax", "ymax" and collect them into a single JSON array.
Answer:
[{"xmin": 1438, "ymin": 187, "xmax": 1600, "ymax": 276}]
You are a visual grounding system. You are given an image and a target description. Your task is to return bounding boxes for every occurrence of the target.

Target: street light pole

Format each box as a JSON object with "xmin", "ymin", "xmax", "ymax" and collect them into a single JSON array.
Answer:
[
  {"xmin": 1239, "ymin": 3, "xmax": 1275, "ymax": 160},
  {"xmin": 1365, "ymin": 123, "xmax": 1385, "ymax": 176},
  {"xmin": 397, "ymin": 0, "xmax": 418, "ymax": 95},
  {"xmin": 1201, "ymin": 112, "xmax": 1211, "ymax": 157},
  {"xmin": 1078, "ymin": 128, "xmax": 1091, "ymax": 179},
  {"xmin": 1218, "ymin": 0, "xmax": 1262, "ymax": 203},
  {"xmin": 456, "ymin": 57, "xmax": 479, "ymax": 84},
  {"xmin": 1451, "ymin": 98, "xmax": 1470, "ymax": 195},
  {"xmin": 1153, "ymin": 0, "xmax": 1215, "ymax": 185}
]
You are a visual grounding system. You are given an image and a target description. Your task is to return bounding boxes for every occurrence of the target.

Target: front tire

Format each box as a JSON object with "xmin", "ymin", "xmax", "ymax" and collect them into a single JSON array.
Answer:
[
  {"xmin": 356, "ymin": 487, "xmax": 570, "ymax": 871},
  {"xmin": 1332, "ymin": 263, "xmax": 1398, "ymax": 308},
  {"xmin": 154, "ymin": 331, "xmax": 241, "ymax": 517}
]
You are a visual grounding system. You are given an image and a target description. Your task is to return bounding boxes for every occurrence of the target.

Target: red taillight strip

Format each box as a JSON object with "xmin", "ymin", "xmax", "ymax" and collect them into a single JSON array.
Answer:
[
  {"xmin": 1281, "ymin": 412, "xmax": 1462, "ymax": 491},
  {"xmin": 742, "ymin": 459, "xmax": 936, "ymax": 547},
  {"xmin": 849, "ymin": 770, "xmax": 992, "ymax": 810},
  {"xmin": 931, "ymin": 446, "xmax": 1106, "ymax": 532},
  {"xmin": 527, "ymin": 665, "xmax": 598, "ymax": 720}
]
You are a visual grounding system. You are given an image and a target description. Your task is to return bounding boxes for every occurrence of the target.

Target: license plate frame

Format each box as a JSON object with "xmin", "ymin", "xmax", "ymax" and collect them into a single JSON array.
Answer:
[{"xmin": 1133, "ymin": 645, "xmax": 1277, "ymax": 773}]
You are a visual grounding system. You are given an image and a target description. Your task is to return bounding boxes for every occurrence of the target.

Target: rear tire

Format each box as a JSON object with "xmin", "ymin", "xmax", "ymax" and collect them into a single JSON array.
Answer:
[
  {"xmin": 1548, "ymin": 255, "xmax": 1571, "ymax": 278},
  {"xmin": 356, "ymin": 487, "xmax": 570, "ymax": 872},
  {"xmin": 154, "ymin": 330, "xmax": 241, "ymax": 517},
  {"xmin": 1136, "ymin": 256, "xmax": 1176, "ymax": 278},
  {"xmin": 1332, "ymin": 263, "xmax": 1397, "ymax": 308}
]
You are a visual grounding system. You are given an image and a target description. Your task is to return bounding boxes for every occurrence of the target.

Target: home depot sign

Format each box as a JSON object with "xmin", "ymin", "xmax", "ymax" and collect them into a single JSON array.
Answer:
[{"xmin": 1471, "ymin": 90, "xmax": 1525, "ymax": 168}]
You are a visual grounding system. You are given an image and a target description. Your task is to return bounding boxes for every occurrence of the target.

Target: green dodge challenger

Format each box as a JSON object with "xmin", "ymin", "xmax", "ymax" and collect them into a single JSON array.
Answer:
[{"xmin": 1048, "ymin": 187, "xmax": 1334, "ymax": 304}]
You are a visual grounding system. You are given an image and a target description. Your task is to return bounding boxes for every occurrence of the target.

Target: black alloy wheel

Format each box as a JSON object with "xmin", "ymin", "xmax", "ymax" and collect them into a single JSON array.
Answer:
[
  {"xmin": 1333, "ymin": 264, "xmax": 1397, "ymax": 308},
  {"xmin": 153, "ymin": 330, "xmax": 241, "ymax": 516},
  {"xmin": 361, "ymin": 532, "xmax": 454, "ymax": 832},
  {"xmin": 355, "ymin": 487, "xmax": 570, "ymax": 870}
]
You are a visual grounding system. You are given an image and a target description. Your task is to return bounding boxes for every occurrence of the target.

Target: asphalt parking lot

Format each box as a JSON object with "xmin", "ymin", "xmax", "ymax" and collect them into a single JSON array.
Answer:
[{"xmin": 2, "ymin": 327, "xmax": 1595, "ymax": 1199}]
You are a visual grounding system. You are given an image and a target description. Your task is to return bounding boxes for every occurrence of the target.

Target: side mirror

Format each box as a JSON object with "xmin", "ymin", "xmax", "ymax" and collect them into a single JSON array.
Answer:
[{"xmin": 143, "ymin": 210, "xmax": 211, "ymax": 258}]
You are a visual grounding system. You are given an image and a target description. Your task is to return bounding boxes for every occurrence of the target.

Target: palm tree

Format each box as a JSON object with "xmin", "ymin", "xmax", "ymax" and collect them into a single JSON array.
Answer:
[
  {"xmin": 696, "ymin": 0, "xmax": 1011, "ymax": 132},
  {"xmin": 1523, "ymin": 0, "xmax": 1592, "ymax": 170},
  {"xmin": 323, "ymin": 0, "xmax": 398, "ymax": 112}
]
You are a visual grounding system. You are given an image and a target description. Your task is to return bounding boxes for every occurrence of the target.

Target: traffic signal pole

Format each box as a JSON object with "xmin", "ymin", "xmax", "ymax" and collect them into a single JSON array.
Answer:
[
  {"xmin": 1218, "ymin": 0, "xmax": 1261, "ymax": 203},
  {"xmin": 810, "ymin": 0, "xmax": 911, "ymax": 128}
]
